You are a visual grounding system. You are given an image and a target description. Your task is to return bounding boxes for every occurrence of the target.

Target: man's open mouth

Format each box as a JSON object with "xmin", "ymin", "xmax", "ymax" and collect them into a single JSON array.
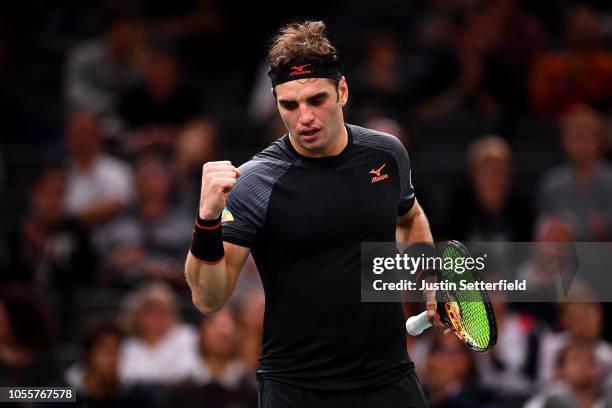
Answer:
[{"xmin": 301, "ymin": 128, "xmax": 320, "ymax": 136}]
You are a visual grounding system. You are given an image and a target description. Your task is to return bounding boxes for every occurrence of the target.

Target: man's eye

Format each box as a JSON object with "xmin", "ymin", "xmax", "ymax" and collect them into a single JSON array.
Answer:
[
  {"xmin": 282, "ymin": 103, "xmax": 298, "ymax": 110},
  {"xmin": 310, "ymin": 97, "xmax": 324, "ymax": 105}
]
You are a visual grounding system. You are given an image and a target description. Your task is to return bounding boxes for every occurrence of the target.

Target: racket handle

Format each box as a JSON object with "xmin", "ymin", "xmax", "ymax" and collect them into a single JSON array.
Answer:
[{"xmin": 406, "ymin": 311, "xmax": 432, "ymax": 336}]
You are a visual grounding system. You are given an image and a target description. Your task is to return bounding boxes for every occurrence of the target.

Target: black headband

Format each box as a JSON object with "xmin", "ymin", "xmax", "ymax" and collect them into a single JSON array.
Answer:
[{"xmin": 268, "ymin": 61, "xmax": 342, "ymax": 87}]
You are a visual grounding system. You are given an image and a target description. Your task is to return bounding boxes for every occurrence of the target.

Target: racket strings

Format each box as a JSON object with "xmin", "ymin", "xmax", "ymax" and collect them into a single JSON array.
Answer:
[{"xmin": 441, "ymin": 245, "xmax": 493, "ymax": 351}]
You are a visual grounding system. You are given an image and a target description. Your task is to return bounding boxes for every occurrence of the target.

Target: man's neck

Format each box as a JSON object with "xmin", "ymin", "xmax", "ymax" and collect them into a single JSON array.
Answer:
[
  {"xmin": 574, "ymin": 160, "xmax": 598, "ymax": 186},
  {"xmin": 572, "ymin": 385, "xmax": 598, "ymax": 408},
  {"xmin": 331, "ymin": 123, "xmax": 349, "ymax": 155},
  {"xmin": 75, "ymin": 155, "xmax": 97, "ymax": 172}
]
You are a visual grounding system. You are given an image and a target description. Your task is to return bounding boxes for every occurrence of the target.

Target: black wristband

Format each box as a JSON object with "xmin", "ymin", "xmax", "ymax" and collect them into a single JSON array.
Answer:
[{"xmin": 190, "ymin": 215, "xmax": 224, "ymax": 264}]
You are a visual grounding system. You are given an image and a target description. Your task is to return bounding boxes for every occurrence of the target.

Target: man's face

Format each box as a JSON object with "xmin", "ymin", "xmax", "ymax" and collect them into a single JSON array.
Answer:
[
  {"xmin": 558, "ymin": 344, "xmax": 600, "ymax": 388},
  {"xmin": 200, "ymin": 309, "xmax": 238, "ymax": 359},
  {"xmin": 33, "ymin": 169, "xmax": 66, "ymax": 222},
  {"xmin": 562, "ymin": 122, "xmax": 601, "ymax": 167},
  {"xmin": 88, "ymin": 333, "xmax": 121, "ymax": 382},
  {"xmin": 563, "ymin": 302, "xmax": 602, "ymax": 341},
  {"xmin": 471, "ymin": 158, "xmax": 510, "ymax": 211},
  {"xmin": 137, "ymin": 300, "xmax": 174, "ymax": 340},
  {"xmin": 66, "ymin": 110, "xmax": 102, "ymax": 160},
  {"xmin": 274, "ymin": 77, "xmax": 348, "ymax": 157}
]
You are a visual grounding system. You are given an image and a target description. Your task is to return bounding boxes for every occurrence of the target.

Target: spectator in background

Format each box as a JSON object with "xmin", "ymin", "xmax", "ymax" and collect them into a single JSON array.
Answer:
[
  {"xmin": 174, "ymin": 121, "xmax": 219, "ymax": 216},
  {"xmin": 247, "ymin": 60, "xmax": 278, "ymax": 124},
  {"xmin": 0, "ymin": 285, "xmax": 59, "ymax": 386},
  {"xmin": 117, "ymin": 37, "xmax": 213, "ymax": 157},
  {"xmin": 515, "ymin": 215, "xmax": 577, "ymax": 325},
  {"xmin": 162, "ymin": 309, "xmax": 257, "ymax": 408},
  {"xmin": 474, "ymin": 299, "xmax": 542, "ymax": 399},
  {"xmin": 63, "ymin": 110, "xmax": 134, "ymax": 250},
  {"xmin": 530, "ymin": 6, "xmax": 612, "ymax": 117},
  {"xmin": 119, "ymin": 281, "xmax": 200, "ymax": 385},
  {"xmin": 364, "ymin": 117, "xmax": 410, "ymax": 148},
  {"xmin": 414, "ymin": 0, "xmax": 543, "ymax": 79},
  {"xmin": 526, "ymin": 342, "xmax": 610, "ymax": 408},
  {"xmin": 67, "ymin": 322, "xmax": 153, "ymax": 407},
  {"xmin": 453, "ymin": 0, "xmax": 541, "ymax": 113},
  {"xmin": 415, "ymin": 2, "xmax": 531, "ymax": 118},
  {"xmin": 350, "ymin": 31, "xmax": 407, "ymax": 121},
  {"xmin": 445, "ymin": 135, "xmax": 533, "ymax": 241},
  {"xmin": 6, "ymin": 164, "xmax": 95, "ymax": 336},
  {"xmin": 97, "ymin": 154, "xmax": 192, "ymax": 287},
  {"xmin": 7, "ymin": 164, "xmax": 95, "ymax": 288},
  {"xmin": 406, "ymin": 8, "xmax": 463, "ymax": 115},
  {"xmin": 538, "ymin": 105, "xmax": 612, "ymax": 241},
  {"xmin": 235, "ymin": 290, "xmax": 264, "ymax": 372},
  {"xmin": 65, "ymin": 10, "xmax": 145, "ymax": 136},
  {"xmin": 537, "ymin": 301, "xmax": 612, "ymax": 385},
  {"xmin": 517, "ymin": 216, "xmax": 576, "ymax": 302},
  {"xmin": 139, "ymin": 0, "xmax": 226, "ymax": 73},
  {"xmin": 484, "ymin": 0, "xmax": 543, "ymax": 86},
  {"xmin": 422, "ymin": 335, "xmax": 496, "ymax": 408}
]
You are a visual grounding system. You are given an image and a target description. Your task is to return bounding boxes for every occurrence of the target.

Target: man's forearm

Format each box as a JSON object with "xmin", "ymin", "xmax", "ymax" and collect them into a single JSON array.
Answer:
[
  {"xmin": 396, "ymin": 203, "xmax": 449, "ymax": 332},
  {"xmin": 397, "ymin": 204, "xmax": 433, "ymax": 243},
  {"xmin": 184, "ymin": 254, "xmax": 231, "ymax": 313}
]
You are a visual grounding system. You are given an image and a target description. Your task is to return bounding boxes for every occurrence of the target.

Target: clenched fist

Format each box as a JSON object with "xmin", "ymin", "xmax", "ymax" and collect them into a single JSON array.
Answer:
[{"xmin": 199, "ymin": 161, "xmax": 241, "ymax": 220}]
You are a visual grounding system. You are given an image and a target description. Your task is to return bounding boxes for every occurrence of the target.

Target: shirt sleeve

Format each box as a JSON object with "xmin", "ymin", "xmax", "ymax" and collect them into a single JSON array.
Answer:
[
  {"xmin": 221, "ymin": 198, "xmax": 260, "ymax": 248},
  {"xmin": 221, "ymin": 160, "xmax": 271, "ymax": 248},
  {"xmin": 391, "ymin": 137, "xmax": 416, "ymax": 216}
]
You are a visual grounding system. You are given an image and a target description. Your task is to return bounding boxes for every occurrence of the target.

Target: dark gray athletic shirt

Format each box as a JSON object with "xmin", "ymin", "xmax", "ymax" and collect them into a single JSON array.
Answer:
[{"xmin": 222, "ymin": 123, "xmax": 416, "ymax": 391}]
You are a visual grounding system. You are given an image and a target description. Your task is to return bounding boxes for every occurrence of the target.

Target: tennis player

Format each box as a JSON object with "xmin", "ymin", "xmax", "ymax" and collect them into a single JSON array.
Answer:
[{"xmin": 185, "ymin": 20, "xmax": 445, "ymax": 408}]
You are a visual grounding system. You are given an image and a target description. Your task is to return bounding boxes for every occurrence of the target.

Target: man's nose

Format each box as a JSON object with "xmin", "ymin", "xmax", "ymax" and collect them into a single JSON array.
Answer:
[{"xmin": 298, "ymin": 105, "xmax": 315, "ymax": 125}]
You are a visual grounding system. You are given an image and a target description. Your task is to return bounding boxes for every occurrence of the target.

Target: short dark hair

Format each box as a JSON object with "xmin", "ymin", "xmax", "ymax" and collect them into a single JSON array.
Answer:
[
  {"xmin": 555, "ymin": 342, "xmax": 592, "ymax": 369},
  {"xmin": 82, "ymin": 322, "xmax": 124, "ymax": 367},
  {"xmin": 267, "ymin": 21, "xmax": 342, "ymax": 83}
]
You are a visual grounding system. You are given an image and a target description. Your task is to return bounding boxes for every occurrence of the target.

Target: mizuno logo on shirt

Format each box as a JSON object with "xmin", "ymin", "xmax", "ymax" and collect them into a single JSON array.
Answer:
[{"xmin": 369, "ymin": 163, "xmax": 389, "ymax": 183}]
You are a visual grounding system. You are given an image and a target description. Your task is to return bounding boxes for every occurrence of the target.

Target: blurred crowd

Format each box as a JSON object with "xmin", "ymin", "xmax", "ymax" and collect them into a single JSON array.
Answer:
[{"xmin": 1, "ymin": 0, "xmax": 612, "ymax": 407}]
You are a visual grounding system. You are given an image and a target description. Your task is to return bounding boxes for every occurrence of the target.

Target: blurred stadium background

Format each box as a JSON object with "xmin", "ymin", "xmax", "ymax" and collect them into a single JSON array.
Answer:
[{"xmin": 0, "ymin": 0, "xmax": 612, "ymax": 407}]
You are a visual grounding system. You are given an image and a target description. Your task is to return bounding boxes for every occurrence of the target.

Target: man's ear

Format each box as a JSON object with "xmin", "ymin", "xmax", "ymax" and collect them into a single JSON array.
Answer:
[{"xmin": 338, "ymin": 76, "xmax": 348, "ymax": 107}]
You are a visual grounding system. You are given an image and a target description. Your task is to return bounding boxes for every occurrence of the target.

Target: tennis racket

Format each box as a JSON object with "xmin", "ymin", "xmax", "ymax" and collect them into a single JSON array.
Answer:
[{"xmin": 405, "ymin": 240, "xmax": 497, "ymax": 352}]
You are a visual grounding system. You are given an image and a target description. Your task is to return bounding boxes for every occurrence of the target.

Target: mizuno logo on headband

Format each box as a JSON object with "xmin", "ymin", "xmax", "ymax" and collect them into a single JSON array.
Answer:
[
  {"xmin": 289, "ymin": 64, "xmax": 313, "ymax": 76},
  {"xmin": 268, "ymin": 60, "xmax": 342, "ymax": 87}
]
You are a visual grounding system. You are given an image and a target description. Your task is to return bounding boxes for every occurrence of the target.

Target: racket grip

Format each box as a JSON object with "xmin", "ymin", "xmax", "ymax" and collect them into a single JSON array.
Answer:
[{"xmin": 406, "ymin": 311, "xmax": 432, "ymax": 336}]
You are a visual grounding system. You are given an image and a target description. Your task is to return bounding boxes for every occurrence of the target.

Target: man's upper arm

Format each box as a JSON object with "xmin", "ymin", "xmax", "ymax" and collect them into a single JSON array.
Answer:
[
  {"xmin": 221, "ymin": 159, "xmax": 280, "ymax": 247},
  {"xmin": 385, "ymin": 134, "xmax": 415, "ymax": 216},
  {"xmin": 219, "ymin": 161, "xmax": 266, "ymax": 290},
  {"xmin": 397, "ymin": 199, "xmax": 422, "ymax": 227},
  {"xmin": 219, "ymin": 157, "xmax": 290, "ymax": 286},
  {"xmin": 223, "ymin": 241, "xmax": 251, "ymax": 292}
]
